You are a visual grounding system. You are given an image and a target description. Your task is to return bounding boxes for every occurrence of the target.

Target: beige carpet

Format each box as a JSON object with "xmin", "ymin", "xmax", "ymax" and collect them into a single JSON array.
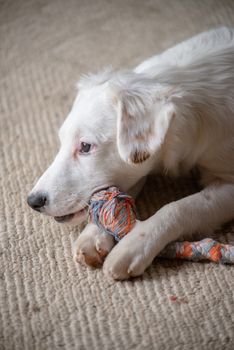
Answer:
[{"xmin": 0, "ymin": 0, "xmax": 234, "ymax": 349}]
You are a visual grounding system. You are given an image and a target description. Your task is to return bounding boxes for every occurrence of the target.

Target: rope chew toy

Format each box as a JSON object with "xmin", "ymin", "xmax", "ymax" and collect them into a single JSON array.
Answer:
[
  {"xmin": 158, "ymin": 238, "xmax": 234, "ymax": 264},
  {"xmin": 89, "ymin": 186, "xmax": 234, "ymax": 264},
  {"xmin": 89, "ymin": 186, "xmax": 137, "ymax": 241}
]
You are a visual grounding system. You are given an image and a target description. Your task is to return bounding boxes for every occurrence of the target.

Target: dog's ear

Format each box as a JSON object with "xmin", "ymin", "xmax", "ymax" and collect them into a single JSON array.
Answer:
[{"xmin": 114, "ymin": 85, "xmax": 175, "ymax": 164}]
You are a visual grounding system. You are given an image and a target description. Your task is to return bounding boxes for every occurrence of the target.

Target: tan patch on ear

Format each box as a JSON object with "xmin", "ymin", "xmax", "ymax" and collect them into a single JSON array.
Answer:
[
  {"xmin": 131, "ymin": 150, "xmax": 150, "ymax": 164},
  {"xmin": 134, "ymin": 131, "xmax": 147, "ymax": 142},
  {"xmin": 134, "ymin": 127, "xmax": 154, "ymax": 143}
]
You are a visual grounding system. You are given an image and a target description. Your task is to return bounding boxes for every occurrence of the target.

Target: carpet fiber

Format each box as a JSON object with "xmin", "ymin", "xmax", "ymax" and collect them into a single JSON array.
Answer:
[{"xmin": 0, "ymin": 1, "xmax": 234, "ymax": 349}]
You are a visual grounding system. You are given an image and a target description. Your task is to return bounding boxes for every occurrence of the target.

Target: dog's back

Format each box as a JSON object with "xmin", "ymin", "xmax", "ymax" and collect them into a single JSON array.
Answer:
[
  {"xmin": 135, "ymin": 28, "xmax": 234, "ymax": 183},
  {"xmin": 135, "ymin": 27, "xmax": 234, "ymax": 75}
]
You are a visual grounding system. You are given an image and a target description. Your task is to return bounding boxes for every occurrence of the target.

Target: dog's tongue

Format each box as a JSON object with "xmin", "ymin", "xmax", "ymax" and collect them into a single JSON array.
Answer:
[{"xmin": 54, "ymin": 213, "xmax": 74, "ymax": 223}]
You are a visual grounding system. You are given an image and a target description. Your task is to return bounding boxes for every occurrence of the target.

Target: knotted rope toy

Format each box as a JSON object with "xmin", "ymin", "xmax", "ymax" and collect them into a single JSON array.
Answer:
[
  {"xmin": 89, "ymin": 186, "xmax": 234, "ymax": 264},
  {"xmin": 89, "ymin": 186, "xmax": 137, "ymax": 241}
]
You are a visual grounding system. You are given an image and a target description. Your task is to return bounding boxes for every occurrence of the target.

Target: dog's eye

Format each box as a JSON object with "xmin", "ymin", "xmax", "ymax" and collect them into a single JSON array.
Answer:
[{"xmin": 80, "ymin": 142, "xmax": 91, "ymax": 154}]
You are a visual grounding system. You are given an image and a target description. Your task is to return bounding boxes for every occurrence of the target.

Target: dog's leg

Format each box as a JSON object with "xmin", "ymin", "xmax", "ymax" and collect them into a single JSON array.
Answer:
[
  {"xmin": 73, "ymin": 223, "xmax": 115, "ymax": 268},
  {"xmin": 103, "ymin": 182, "xmax": 234, "ymax": 280}
]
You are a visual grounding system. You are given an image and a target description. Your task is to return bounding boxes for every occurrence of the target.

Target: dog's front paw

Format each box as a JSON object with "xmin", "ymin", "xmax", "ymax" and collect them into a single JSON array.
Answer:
[
  {"xmin": 73, "ymin": 223, "xmax": 115, "ymax": 268},
  {"xmin": 103, "ymin": 221, "xmax": 154, "ymax": 280}
]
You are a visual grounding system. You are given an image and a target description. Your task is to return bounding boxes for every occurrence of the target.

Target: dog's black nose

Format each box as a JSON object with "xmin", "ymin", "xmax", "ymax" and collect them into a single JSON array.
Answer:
[{"xmin": 27, "ymin": 193, "xmax": 47, "ymax": 211}]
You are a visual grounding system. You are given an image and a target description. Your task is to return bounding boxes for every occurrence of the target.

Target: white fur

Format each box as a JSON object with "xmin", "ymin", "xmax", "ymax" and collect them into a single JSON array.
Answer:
[{"xmin": 30, "ymin": 27, "xmax": 234, "ymax": 279}]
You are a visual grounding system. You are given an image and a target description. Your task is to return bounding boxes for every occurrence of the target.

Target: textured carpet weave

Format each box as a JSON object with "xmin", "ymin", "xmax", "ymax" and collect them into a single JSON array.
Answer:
[{"xmin": 0, "ymin": 1, "xmax": 234, "ymax": 349}]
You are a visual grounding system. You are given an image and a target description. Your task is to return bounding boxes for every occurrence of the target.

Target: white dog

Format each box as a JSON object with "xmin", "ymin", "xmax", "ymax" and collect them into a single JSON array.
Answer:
[{"xmin": 28, "ymin": 27, "xmax": 234, "ymax": 279}]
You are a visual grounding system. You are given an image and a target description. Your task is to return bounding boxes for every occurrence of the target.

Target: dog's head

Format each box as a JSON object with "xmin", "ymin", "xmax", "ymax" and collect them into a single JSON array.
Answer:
[{"xmin": 27, "ymin": 68, "xmax": 175, "ymax": 224}]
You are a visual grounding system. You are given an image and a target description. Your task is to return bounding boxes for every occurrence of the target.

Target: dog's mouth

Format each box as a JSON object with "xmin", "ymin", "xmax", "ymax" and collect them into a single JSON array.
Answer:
[
  {"xmin": 53, "ymin": 185, "xmax": 110, "ymax": 223},
  {"xmin": 54, "ymin": 207, "xmax": 88, "ymax": 223}
]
